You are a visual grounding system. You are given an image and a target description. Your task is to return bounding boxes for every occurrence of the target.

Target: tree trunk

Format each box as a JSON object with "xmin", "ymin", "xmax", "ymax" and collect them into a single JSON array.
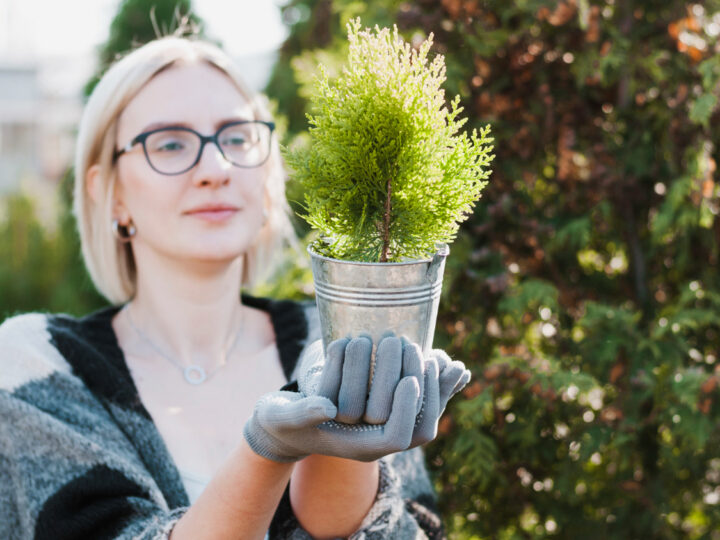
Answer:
[{"xmin": 380, "ymin": 177, "xmax": 392, "ymax": 262}]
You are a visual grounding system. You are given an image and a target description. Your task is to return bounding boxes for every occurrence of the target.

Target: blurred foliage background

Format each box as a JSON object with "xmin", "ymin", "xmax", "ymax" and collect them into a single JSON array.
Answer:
[{"xmin": 3, "ymin": 0, "xmax": 720, "ymax": 538}]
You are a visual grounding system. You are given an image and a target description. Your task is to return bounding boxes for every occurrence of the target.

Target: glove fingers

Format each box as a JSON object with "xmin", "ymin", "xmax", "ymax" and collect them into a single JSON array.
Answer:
[
  {"xmin": 317, "ymin": 337, "xmax": 349, "ymax": 402},
  {"xmin": 401, "ymin": 338, "xmax": 425, "ymax": 415},
  {"xmin": 297, "ymin": 340, "xmax": 326, "ymax": 395},
  {"xmin": 411, "ymin": 357, "xmax": 440, "ymax": 447},
  {"xmin": 423, "ymin": 357, "xmax": 441, "ymax": 422},
  {"xmin": 439, "ymin": 362, "xmax": 470, "ymax": 413},
  {"xmin": 431, "ymin": 349, "xmax": 451, "ymax": 373},
  {"xmin": 452, "ymin": 369, "xmax": 472, "ymax": 396},
  {"xmin": 440, "ymin": 369, "xmax": 472, "ymax": 415},
  {"xmin": 439, "ymin": 361, "xmax": 467, "ymax": 399},
  {"xmin": 364, "ymin": 336, "xmax": 402, "ymax": 424},
  {"xmin": 337, "ymin": 336, "xmax": 372, "ymax": 423},
  {"xmin": 384, "ymin": 376, "xmax": 421, "ymax": 452},
  {"xmin": 257, "ymin": 393, "xmax": 336, "ymax": 430}
]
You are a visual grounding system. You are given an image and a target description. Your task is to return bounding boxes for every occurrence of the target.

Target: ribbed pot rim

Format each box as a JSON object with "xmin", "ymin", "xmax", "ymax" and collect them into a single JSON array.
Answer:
[{"xmin": 307, "ymin": 242, "xmax": 449, "ymax": 266}]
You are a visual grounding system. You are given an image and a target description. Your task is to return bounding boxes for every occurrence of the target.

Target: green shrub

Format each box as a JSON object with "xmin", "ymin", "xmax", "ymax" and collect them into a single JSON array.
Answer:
[
  {"xmin": 268, "ymin": 1, "xmax": 720, "ymax": 537},
  {"xmin": 284, "ymin": 19, "xmax": 494, "ymax": 262}
]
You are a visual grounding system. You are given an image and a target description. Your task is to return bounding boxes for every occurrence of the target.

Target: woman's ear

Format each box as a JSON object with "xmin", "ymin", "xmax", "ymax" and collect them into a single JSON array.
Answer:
[
  {"xmin": 85, "ymin": 164, "xmax": 102, "ymax": 204},
  {"xmin": 87, "ymin": 164, "xmax": 130, "ymax": 223}
]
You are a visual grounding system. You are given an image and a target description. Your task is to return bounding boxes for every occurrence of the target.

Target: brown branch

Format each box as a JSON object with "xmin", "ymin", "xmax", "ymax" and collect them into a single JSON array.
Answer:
[
  {"xmin": 381, "ymin": 177, "xmax": 392, "ymax": 262},
  {"xmin": 616, "ymin": 5, "xmax": 633, "ymax": 109},
  {"xmin": 622, "ymin": 198, "xmax": 650, "ymax": 316}
]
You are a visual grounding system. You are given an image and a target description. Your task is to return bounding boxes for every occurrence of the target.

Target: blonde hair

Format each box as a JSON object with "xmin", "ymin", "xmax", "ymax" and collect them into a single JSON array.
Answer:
[{"xmin": 74, "ymin": 36, "xmax": 296, "ymax": 304}]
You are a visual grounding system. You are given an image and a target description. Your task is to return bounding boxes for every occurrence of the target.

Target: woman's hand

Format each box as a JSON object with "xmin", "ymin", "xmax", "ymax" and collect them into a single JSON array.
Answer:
[
  {"xmin": 243, "ymin": 339, "xmax": 421, "ymax": 463},
  {"xmin": 410, "ymin": 342, "xmax": 471, "ymax": 447},
  {"xmin": 300, "ymin": 336, "xmax": 425, "ymax": 423},
  {"xmin": 298, "ymin": 335, "xmax": 471, "ymax": 448},
  {"xmin": 243, "ymin": 335, "xmax": 470, "ymax": 463}
]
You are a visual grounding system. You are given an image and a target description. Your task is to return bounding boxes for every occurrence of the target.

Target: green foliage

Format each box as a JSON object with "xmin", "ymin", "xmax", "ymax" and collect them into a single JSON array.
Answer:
[
  {"xmin": 84, "ymin": 0, "xmax": 204, "ymax": 97},
  {"xmin": 284, "ymin": 19, "xmax": 494, "ymax": 262},
  {"xmin": 251, "ymin": 238, "xmax": 315, "ymax": 302},
  {"xmin": 268, "ymin": 0, "xmax": 720, "ymax": 537},
  {"xmin": 0, "ymin": 174, "xmax": 106, "ymax": 320},
  {"xmin": 3, "ymin": 0, "xmax": 720, "ymax": 535}
]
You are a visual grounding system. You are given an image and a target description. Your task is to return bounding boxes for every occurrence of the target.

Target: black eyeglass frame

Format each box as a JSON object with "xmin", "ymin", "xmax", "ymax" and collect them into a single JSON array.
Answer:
[{"xmin": 112, "ymin": 120, "xmax": 276, "ymax": 176}]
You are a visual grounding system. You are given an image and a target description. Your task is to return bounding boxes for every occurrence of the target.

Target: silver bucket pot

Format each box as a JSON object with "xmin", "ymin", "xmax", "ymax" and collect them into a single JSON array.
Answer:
[{"xmin": 309, "ymin": 244, "xmax": 449, "ymax": 356}]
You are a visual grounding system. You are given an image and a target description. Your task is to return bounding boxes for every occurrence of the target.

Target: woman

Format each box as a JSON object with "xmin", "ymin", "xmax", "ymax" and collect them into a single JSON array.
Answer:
[{"xmin": 0, "ymin": 35, "xmax": 469, "ymax": 539}]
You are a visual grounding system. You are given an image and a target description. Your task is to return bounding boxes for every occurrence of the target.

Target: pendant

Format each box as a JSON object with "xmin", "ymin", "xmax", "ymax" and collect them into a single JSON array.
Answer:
[{"xmin": 184, "ymin": 365, "xmax": 207, "ymax": 385}]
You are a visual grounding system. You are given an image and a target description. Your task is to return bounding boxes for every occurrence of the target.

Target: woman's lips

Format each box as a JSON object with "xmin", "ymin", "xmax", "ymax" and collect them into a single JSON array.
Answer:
[{"xmin": 188, "ymin": 208, "xmax": 237, "ymax": 223}]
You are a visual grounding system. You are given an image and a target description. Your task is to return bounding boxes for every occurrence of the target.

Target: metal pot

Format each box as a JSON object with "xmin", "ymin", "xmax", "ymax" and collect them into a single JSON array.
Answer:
[{"xmin": 309, "ymin": 243, "xmax": 449, "ymax": 356}]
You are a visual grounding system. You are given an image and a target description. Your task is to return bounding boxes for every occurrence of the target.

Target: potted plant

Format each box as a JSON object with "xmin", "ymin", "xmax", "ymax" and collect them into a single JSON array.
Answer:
[{"xmin": 284, "ymin": 19, "xmax": 494, "ymax": 353}]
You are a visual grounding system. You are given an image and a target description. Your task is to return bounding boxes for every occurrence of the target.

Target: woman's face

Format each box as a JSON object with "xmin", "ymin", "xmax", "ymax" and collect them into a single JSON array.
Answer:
[{"xmin": 113, "ymin": 62, "xmax": 267, "ymax": 265}]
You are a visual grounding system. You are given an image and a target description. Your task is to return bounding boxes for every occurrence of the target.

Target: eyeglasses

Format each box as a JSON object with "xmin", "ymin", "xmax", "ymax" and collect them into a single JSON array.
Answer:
[{"xmin": 113, "ymin": 120, "xmax": 275, "ymax": 175}]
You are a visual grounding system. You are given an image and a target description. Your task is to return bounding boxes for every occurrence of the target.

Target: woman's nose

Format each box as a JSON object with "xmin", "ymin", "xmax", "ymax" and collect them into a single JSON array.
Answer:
[{"xmin": 192, "ymin": 141, "xmax": 232, "ymax": 187}]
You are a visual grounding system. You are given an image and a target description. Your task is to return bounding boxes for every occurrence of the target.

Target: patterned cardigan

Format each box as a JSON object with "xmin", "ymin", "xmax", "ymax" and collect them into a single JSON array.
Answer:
[{"xmin": 0, "ymin": 295, "xmax": 445, "ymax": 540}]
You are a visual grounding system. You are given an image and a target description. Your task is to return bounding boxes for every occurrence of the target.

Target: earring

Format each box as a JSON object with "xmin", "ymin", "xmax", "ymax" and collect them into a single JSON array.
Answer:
[
  {"xmin": 262, "ymin": 208, "xmax": 269, "ymax": 226},
  {"xmin": 112, "ymin": 219, "xmax": 136, "ymax": 243}
]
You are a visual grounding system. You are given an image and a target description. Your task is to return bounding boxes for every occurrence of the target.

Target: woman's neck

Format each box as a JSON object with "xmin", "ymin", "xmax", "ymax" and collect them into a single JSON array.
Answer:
[{"xmin": 127, "ymin": 251, "xmax": 246, "ymax": 368}]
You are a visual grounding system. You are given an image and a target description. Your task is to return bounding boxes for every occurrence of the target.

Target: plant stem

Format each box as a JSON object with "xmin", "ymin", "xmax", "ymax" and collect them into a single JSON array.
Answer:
[{"xmin": 381, "ymin": 177, "xmax": 392, "ymax": 262}]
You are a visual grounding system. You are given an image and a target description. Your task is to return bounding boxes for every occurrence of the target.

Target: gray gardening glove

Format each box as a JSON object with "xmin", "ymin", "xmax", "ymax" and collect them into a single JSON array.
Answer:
[
  {"xmin": 243, "ymin": 341, "xmax": 421, "ymax": 463},
  {"xmin": 409, "ymin": 343, "xmax": 472, "ymax": 447},
  {"xmin": 299, "ymin": 336, "xmax": 424, "ymax": 423},
  {"xmin": 299, "ymin": 335, "xmax": 471, "ymax": 448}
]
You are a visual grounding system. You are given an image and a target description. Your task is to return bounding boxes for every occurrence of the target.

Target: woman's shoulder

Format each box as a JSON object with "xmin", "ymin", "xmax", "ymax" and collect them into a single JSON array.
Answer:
[
  {"xmin": 0, "ymin": 305, "xmax": 121, "ymax": 393},
  {"xmin": 0, "ymin": 311, "xmax": 74, "ymax": 393},
  {"xmin": 0, "ymin": 310, "xmax": 50, "ymax": 339}
]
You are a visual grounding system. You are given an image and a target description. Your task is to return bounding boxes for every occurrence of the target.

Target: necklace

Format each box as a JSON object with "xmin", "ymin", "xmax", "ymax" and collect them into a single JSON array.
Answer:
[{"xmin": 123, "ymin": 305, "xmax": 245, "ymax": 385}]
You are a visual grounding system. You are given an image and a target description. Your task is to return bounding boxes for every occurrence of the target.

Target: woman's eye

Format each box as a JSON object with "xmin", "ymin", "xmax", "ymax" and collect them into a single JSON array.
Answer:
[
  {"xmin": 154, "ymin": 139, "xmax": 185, "ymax": 152},
  {"xmin": 221, "ymin": 134, "xmax": 249, "ymax": 147},
  {"xmin": 146, "ymin": 130, "xmax": 193, "ymax": 153}
]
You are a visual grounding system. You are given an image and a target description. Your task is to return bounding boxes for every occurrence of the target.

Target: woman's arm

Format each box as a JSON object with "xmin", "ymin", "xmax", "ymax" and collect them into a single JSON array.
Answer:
[
  {"xmin": 170, "ymin": 434, "xmax": 381, "ymax": 540},
  {"xmin": 173, "ymin": 447, "xmax": 381, "ymax": 540},
  {"xmin": 274, "ymin": 335, "xmax": 469, "ymax": 539},
  {"xmin": 289, "ymin": 456, "xmax": 379, "ymax": 539},
  {"xmin": 274, "ymin": 448, "xmax": 445, "ymax": 540},
  {"xmin": 1, "ymin": 382, "xmax": 299, "ymax": 540},
  {"xmin": 169, "ymin": 439, "xmax": 293, "ymax": 540}
]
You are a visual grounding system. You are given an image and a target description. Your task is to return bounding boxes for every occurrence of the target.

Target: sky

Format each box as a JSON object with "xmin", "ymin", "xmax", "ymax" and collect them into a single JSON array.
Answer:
[
  {"xmin": 0, "ymin": 0, "xmax": 288, "ymax": 58},
  {"xmin": 0, "ymin": 0, "xmax": 289, "ymax": 93}
]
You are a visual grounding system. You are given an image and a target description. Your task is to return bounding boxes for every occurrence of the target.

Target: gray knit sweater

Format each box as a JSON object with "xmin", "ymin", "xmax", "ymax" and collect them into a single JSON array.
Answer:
[{"xmin": 0, "ymin": 296, "xmax": 444, "ymax": 540}]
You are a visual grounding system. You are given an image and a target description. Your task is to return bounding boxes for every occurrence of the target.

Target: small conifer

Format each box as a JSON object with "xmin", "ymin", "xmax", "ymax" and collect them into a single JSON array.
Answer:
[{"xmin": 284, "ymin": 19, "xmax": 495, "ymax": 262}]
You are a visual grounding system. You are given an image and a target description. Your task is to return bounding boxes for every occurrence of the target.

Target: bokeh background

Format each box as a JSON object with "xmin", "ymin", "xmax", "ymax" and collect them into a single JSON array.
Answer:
[{"xmin": 2, "ymin": 0, "xmax": 720, "ymax": 538}]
